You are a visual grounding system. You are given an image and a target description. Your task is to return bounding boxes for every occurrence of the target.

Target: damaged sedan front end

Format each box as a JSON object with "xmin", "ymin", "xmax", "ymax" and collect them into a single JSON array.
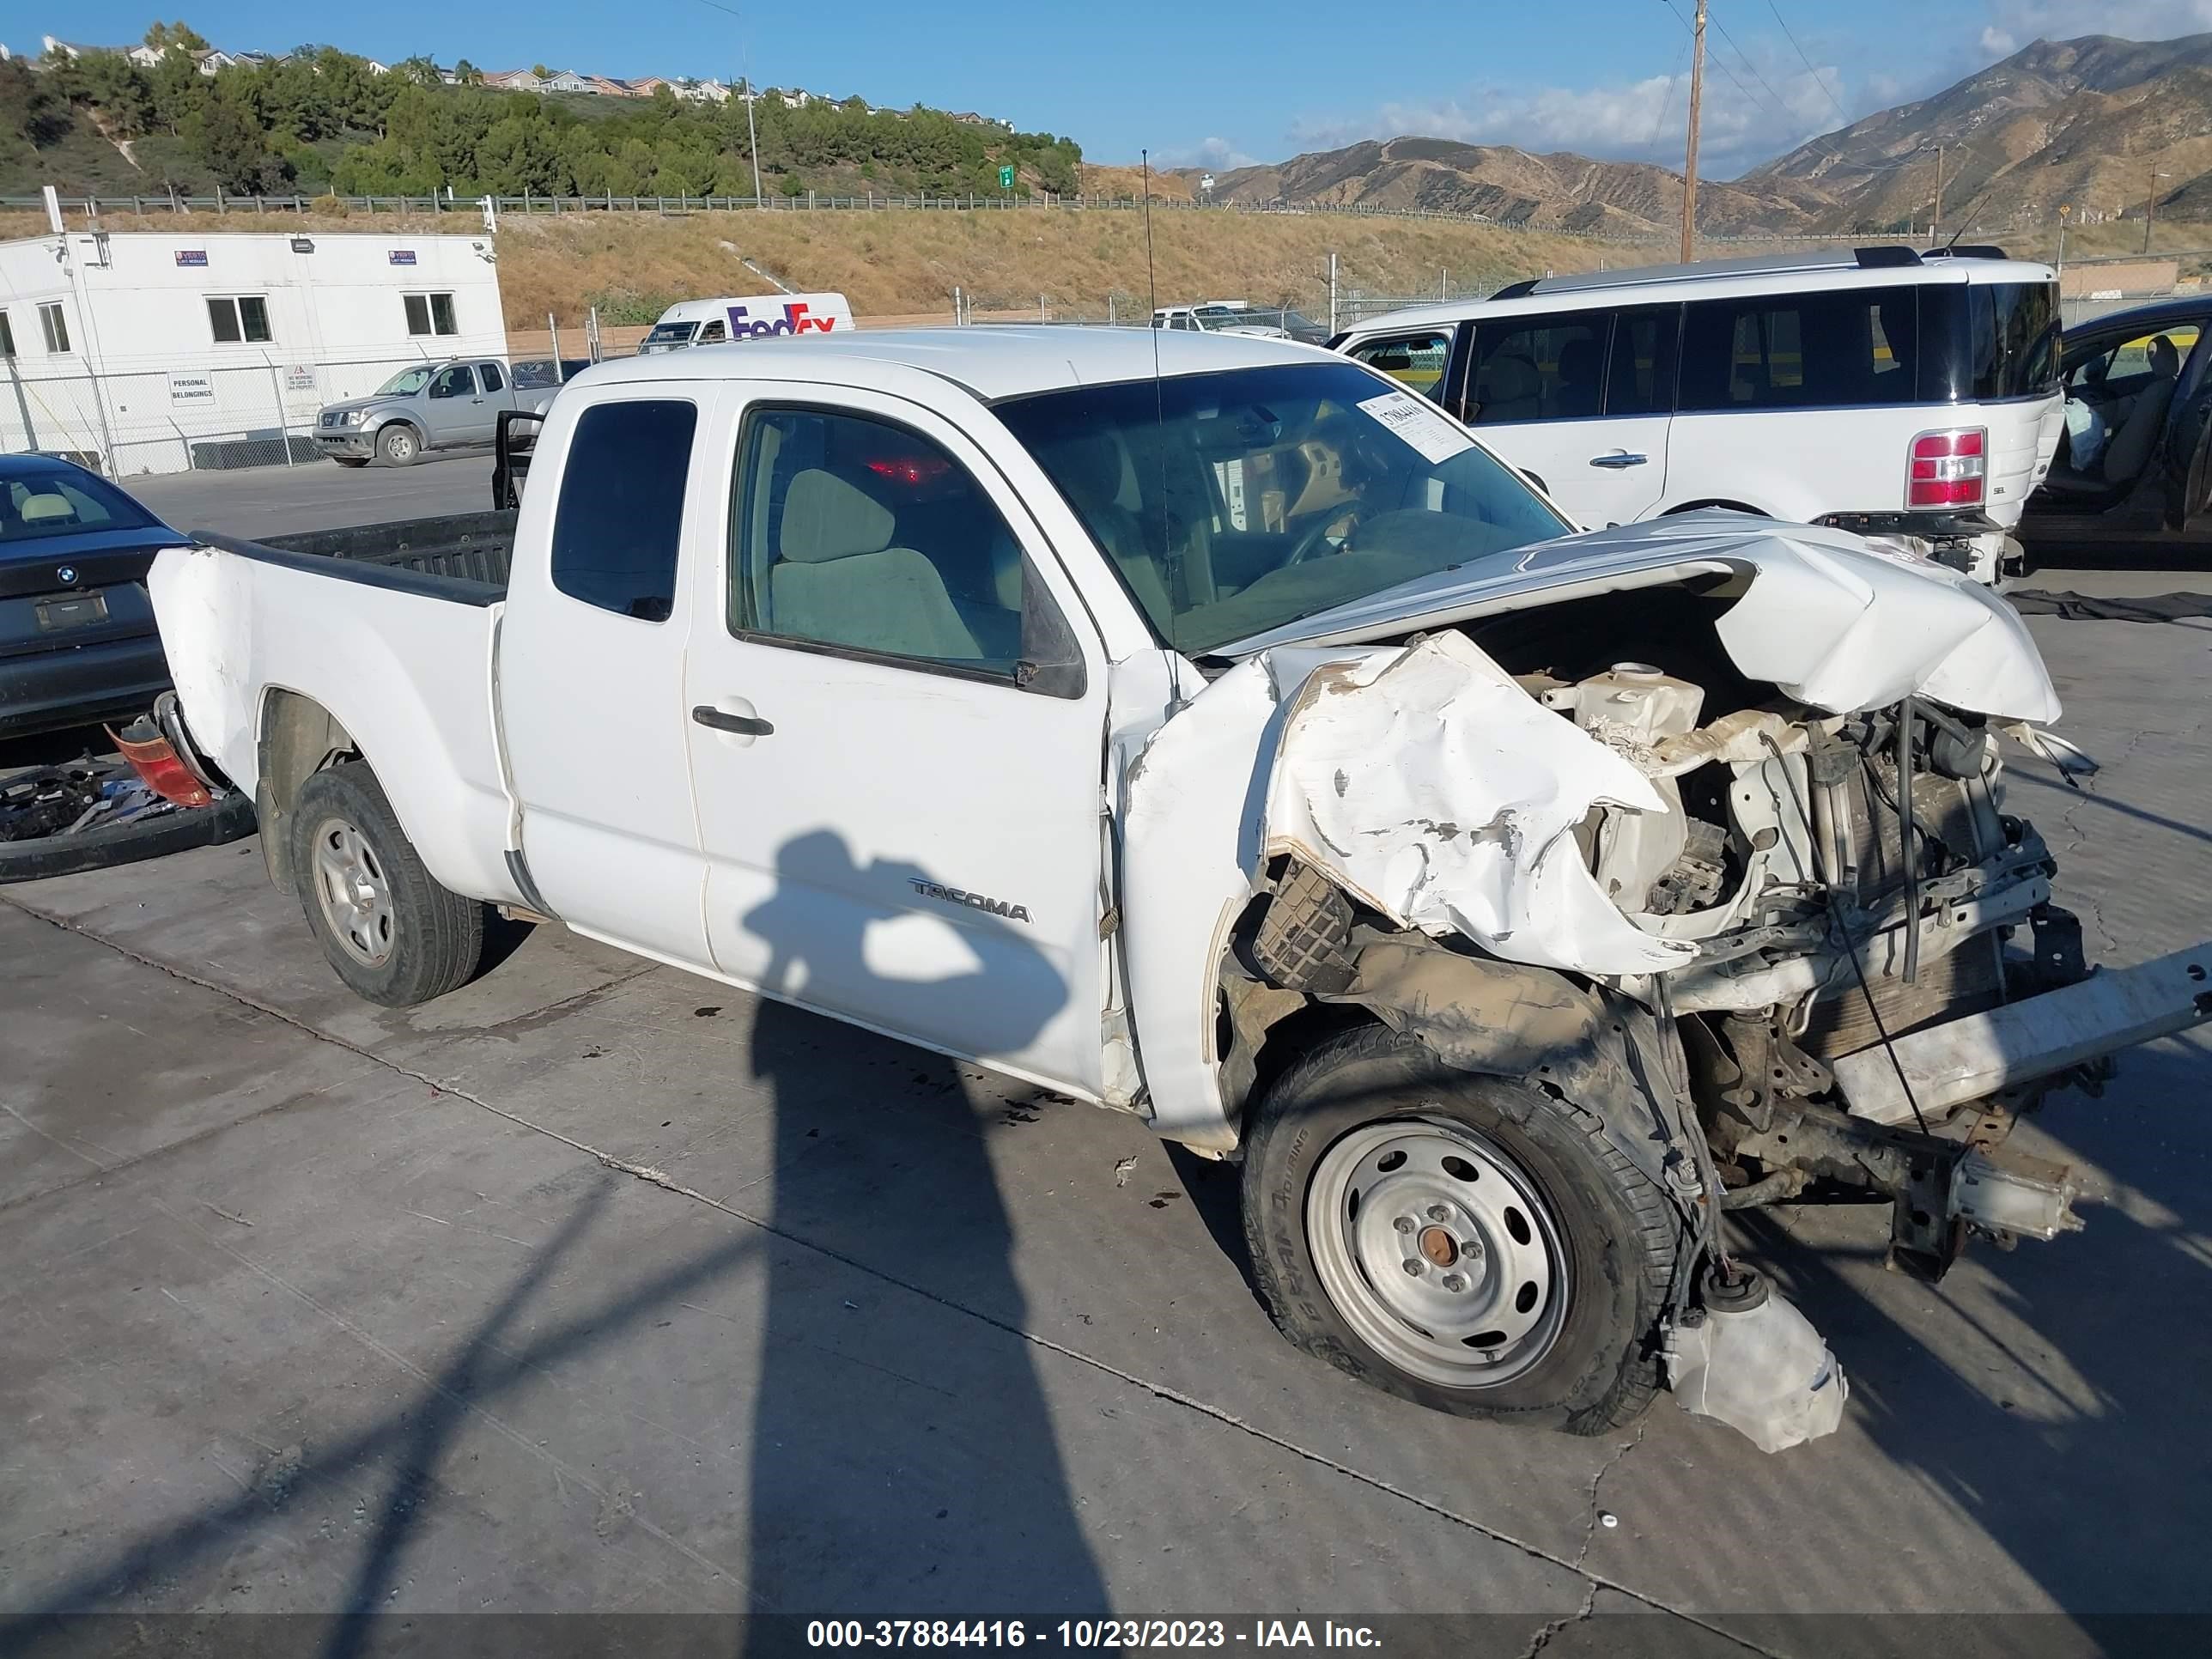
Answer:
[{"xmin": 1118, "ymin": 514, "xmax": 2211, "ymax": 1449}]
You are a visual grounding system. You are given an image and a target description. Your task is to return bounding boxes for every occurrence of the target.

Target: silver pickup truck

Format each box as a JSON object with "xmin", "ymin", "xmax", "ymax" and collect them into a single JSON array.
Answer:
[{"xmin": 313, "ymin": 358, "xmax": 561, "ymax": 467}]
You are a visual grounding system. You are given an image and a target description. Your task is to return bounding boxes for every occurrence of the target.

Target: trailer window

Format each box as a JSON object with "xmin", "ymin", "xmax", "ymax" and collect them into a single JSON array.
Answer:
[
  {"xmin": 0, "ymin": 312, "xmax": 13, "ymax": 358},
  {"xmin": 550, "ymin": 399, "xmax": 697, "ymax": 623},
  {"xmin": 207, "ymin": 295, "xmax": 273, "ymax": 344},
  {"xmin": 40, "ymin": 303, "xmax": 70, "ymax": 354},
  {"xmin": 404, "ymin": 292, "xmax": 459, "ymax": 337}
]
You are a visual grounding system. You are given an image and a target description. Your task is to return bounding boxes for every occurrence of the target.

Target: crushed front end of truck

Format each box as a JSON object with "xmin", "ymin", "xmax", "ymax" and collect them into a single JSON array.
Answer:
[{"xmin": 1122, "ymin": 515, "xmax": 2212, "ymax": 1449}]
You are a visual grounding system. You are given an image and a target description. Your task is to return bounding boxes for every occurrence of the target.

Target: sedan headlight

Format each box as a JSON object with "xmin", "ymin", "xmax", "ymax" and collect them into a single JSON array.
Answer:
[{"xmin": 341, "ymin": 410, "xmax": 362, "ymax": 426}]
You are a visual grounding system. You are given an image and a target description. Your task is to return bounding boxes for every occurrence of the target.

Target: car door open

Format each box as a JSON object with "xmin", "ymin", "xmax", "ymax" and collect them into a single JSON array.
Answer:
[{"xmin": 683, "ymin": 386, "xmax": 1111, "ymax": 1099}]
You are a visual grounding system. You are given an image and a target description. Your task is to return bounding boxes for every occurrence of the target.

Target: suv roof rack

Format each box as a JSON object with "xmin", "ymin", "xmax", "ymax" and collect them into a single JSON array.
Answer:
[{"xmin": 1483, "ymin": 244, "xmax": 1929, "ymax": 301}]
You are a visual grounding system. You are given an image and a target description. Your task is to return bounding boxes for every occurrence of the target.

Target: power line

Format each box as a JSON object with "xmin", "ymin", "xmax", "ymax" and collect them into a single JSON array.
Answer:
[
  {"xmin": 1647, "ymin": 33, "xmax": 1692, "ymax": 151},
  {"xmin": 1706, "ymin": 3, "xmax": 1796, "ymax": 122},
  {"xmin": 1660, "ymin": 0, "xmax": 1784, "ymax": 125},
  {"xmin": 1763, "ymin": 0, "xmax": 1853, "ymax": 126}
]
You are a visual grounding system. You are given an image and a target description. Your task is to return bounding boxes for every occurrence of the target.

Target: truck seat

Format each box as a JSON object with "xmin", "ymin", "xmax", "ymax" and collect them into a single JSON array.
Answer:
[{"xmin": 770, "ymin": 469, "xmax": 984, "ymax": 661}]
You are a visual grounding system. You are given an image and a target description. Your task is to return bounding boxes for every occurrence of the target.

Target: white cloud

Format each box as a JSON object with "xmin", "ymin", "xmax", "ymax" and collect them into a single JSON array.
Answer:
[
  {"xmin": 1290, "ymin": 55, "xmax": 1861, "ymax": 179},
  {"xmin": 1157, "ymin": 137, "xmax": 1260, "ymax": 170}
]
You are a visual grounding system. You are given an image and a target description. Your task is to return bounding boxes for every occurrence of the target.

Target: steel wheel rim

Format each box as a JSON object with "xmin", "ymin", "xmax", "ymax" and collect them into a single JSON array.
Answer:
[
  {"xmin": 386, "ymin": 429, "xmax": 415, "ymax": 460},
  {"xmin": 1304, "ymin": 1116, "xmax": 1571, "ymax": 1389},
  {"xmin": 310, "ymin": 815, "xmax": 395, "ymax": 968}
]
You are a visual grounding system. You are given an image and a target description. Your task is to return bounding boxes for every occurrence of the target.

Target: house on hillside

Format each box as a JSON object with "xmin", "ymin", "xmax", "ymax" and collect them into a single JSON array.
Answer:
[
  {"xmin": 673, "ymin": 78, "xmax": 730, "ymax": 103},
  {"xmin": 540, "ymin": 70, "xmax": 595, "ymax": 93},
  {"xmin": 364, "ymin": 58, "xmax": 390, "ymax": 76},
  {"xmin": 232, "ymin": 50, "xmax": 276, "ymax": 69},
  {"xmin": 629, "ymin": 76, "xmax": 671, "ymax": 95},
  {"xmin": 189, "ymin": 49, "xmax": 237, "ymax": 76},
  {"xmin": 484, "ymin": 69, "xmax": 544, "ymax": 91},
  {"xmin": 587, "ymin": 75, "xmax": 639, "ymax": 96}
]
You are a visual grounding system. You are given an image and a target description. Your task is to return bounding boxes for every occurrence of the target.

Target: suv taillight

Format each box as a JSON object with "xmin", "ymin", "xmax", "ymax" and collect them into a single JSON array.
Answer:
[{"xmin": 1908, "ymin": 427, "xmax": 1986, "ymax": 509}]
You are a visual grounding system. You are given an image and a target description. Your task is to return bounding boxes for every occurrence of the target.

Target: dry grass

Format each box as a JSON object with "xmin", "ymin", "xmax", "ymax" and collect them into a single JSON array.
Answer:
[{"xmin": 8, "ymin": 205, "xmax": 2208, "ymax": 334}]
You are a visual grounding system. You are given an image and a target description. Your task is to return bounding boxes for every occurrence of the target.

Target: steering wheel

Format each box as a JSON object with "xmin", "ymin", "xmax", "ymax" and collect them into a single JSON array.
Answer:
[{"xmin": 1284, "ymin": 511, "xmax": 1355, "ymax": 568}]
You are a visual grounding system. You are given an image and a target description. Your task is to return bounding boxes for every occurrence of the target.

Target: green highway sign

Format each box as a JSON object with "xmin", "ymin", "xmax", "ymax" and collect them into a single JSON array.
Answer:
[{"xmin": 1000, "ymin": 165, "xmax": 1015, "ymax": 190}]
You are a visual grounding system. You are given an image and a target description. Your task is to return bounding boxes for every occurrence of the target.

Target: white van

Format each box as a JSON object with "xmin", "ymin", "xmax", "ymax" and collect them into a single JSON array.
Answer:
[
  {"xmin": 637, "ymin": 292, "xmax": 855, "ymax": 353},
  {"xmin": 1332, "ymin": 247, "xmax": 2063, "ymax": 580}
]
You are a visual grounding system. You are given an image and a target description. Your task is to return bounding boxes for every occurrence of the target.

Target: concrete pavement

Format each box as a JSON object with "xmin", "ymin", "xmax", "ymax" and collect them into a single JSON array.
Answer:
[{"xmin": 126, "ymin": 452, "xmax": 496, "ymax": 541}]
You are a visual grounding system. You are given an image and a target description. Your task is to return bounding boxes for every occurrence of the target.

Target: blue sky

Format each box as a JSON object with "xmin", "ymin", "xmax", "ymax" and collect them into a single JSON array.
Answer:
[{"xmin": 21, "ymin": 1, "xmax": 2212, "ymax": 175}]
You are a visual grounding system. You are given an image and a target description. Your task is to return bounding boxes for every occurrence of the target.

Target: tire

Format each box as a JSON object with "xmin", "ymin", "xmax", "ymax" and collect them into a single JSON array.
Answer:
[
  {"xmin": 288, "ymin": 763, "xmax": 485, "ymax": 1006},
  {"xmin": 377, "ymin": 424, "xmax": 422, "ymax": 466},
  {"xmin": 1242, "ymin": 1024, "xmax": 1680, "ymax": 1435},
  {"xmin": 332, "ymin": 457, "xmax": 371, "ymax": 469}
]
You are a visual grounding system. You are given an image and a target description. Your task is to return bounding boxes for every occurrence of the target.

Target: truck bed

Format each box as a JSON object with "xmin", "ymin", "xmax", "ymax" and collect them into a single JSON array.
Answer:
[
  {"xmin": 194, "ymin": 510, "xmax": 515, "ymax": 605},
  {"xmin": 149, "ymin": 514, "xmax": 522, "ymax": 908}
]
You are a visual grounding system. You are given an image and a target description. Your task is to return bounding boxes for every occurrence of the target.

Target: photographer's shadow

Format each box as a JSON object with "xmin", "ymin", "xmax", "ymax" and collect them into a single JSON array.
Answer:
[{"xmin": 738, "ymin": 829, "xmax": 1109, "ymax": 1617}]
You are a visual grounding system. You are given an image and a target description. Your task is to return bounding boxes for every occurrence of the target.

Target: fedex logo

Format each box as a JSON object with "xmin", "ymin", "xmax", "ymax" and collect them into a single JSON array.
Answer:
[{"xmin": 727, "ymin": 301, "xmax": 840, "ymax": 338}]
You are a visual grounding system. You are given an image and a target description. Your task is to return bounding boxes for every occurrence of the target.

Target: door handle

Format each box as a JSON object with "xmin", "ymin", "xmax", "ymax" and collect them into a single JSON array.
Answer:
[
  {"xmin": 1589, "ymin": 451, "xmax": 1649, "ymax": 469},
  {"xmin": 692, "ymin": 705, "xmax": 774, "ymax": 737}
]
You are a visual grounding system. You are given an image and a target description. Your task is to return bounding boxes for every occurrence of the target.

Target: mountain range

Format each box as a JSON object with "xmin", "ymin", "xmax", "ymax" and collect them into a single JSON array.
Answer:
[{"xmin": 1183, "ymin": 33, "xmax": 2212, "ymax": 239}]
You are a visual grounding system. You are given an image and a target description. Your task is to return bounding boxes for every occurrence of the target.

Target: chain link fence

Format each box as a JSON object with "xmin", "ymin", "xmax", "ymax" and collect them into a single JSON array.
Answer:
[{"xmin": 2, "ymin": 348, "xmax": 507, "ymax": 479}]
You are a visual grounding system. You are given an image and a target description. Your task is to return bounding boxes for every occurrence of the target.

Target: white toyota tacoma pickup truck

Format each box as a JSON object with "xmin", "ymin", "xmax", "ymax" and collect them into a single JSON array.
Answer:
[{"xmin": 142, "ymin": 329, "xmax": 2211, "ymax": 1449}]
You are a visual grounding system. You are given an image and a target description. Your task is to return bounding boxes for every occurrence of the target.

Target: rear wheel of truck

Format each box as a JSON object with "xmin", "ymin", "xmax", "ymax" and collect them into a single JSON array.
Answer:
[
  {"xmin": 289, "ymin": 763, "xmax": 485, "ymax": 1007},
  {"xmin": 377, "ymin": 424, "xmax": 421, "ymax": 466},
  {"xmin": 1242, "ymin": 1024, "xmax": 1679, "ymax": 1435}
]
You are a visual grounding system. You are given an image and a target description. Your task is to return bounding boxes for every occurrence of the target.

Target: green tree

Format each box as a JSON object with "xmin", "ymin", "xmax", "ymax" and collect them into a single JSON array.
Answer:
[
  {"xmin": 453, "ymin": 59, "xmax": 484, "ymax": 87},
  {"xmin": 191, "ymin": 85, "xmax": 291, "ymax": 192},
  {"xmin": 1, "ymin": 57, "xmax": 73, "ymax": 146},
  {"xmin": 145, "ymin": 21, "xmax": 212, "ymax": 52},
  {"xmin": 532, "ymin": 64, "xmax": 550, "ymax": 80}
]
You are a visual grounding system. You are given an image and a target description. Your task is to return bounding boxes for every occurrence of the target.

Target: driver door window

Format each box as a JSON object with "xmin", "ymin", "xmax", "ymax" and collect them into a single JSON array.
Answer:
[
  {"xmin": 731, "ymin": 406, "xmax": 1081, "ymax": 690},
  {"xmin": 428, "ymin": 365, "xmax": 476, "ymax": 399}
]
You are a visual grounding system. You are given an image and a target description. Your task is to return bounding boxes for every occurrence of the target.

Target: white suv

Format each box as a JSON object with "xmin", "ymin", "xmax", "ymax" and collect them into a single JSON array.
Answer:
[{"xmin": 1332, "ymin": 246, "xmax": 2064, "ymax": 581}]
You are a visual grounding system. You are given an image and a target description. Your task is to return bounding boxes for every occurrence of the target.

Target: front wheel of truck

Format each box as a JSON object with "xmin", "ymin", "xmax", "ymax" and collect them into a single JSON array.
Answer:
[
  {"xmin": 1242, "ymin": 1024, "xmax": 1680, "ymax": 1435},
  {"xmin": 290, "ymin": 763, "xmax": 486, "ymax": 1007}
]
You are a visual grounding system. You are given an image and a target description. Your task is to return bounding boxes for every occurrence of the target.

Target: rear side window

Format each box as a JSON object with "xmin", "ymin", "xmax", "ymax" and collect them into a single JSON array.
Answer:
[
  {"xmin": 1345, "ymin": 331, "xmax": 1454, "ymax": 404},
  {"xmin": 1678, "ymin": 289, "xmax": 1921, "ymax": 412},
  {"xmin": 1969, "ymin": 282, "xmax": 2061, "ymax": 399},
  {"xmin": 479, "ymin": 362, "xmax": 505, "ymax": 392},
  {"xmin": 1468, "ymin": 313, "xmax": 1607, "ymax": 423},
  {"xmin": 550, "ymin": 399, "xmax": 697, "ymax": 622}
]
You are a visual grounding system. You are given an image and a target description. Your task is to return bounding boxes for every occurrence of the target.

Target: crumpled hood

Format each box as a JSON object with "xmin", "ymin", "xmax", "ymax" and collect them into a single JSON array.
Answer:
[{"xmin": 1224, "ymin": 512, "xmax": 2061, "ymax": 726}]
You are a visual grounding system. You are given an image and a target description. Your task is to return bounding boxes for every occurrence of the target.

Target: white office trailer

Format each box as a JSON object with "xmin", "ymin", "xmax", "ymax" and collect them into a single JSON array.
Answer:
[{"xmin": 0, "ymin": 228, "xmax": 508, "ymax": 476}]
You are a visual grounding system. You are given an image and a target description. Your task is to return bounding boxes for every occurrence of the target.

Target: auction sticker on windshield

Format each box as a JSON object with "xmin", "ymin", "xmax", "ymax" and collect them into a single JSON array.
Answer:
[{"xmin": 1358, "ymin": 390, "xmax": 1474, "ymax": 466}]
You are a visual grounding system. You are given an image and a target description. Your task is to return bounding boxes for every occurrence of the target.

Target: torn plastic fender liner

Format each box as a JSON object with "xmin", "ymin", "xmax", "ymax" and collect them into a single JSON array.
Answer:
[{"xmin": 1263, "ymin": 632, "xmax": 1696, "ymax": 976}]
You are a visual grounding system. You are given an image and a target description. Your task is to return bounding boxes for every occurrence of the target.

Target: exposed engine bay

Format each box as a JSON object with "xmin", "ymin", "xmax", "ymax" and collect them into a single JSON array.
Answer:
[{"xmin": 1224, "ymin": 581, "xmax": 2094, "ymax": 1282}]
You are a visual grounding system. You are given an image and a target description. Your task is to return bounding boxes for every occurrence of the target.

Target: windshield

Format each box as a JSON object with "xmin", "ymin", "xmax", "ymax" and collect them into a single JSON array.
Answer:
[
  {"xmin": 641, "ymin": 320, "xmax": 701, "ymax": 351},
  {"xmin": 995, "ymin": 362, "xmax": 1571, "ymax": 657},
  {"xmin": 2, "ymin": 466, "xmax": 158, "ymax": 543},
  {"xmin": 375, "ymin": 366, "xmax": 433, "ymax": 396}
]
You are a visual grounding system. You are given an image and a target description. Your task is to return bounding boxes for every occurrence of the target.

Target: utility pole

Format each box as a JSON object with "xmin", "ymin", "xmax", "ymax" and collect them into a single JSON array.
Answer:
[
  {"xmin": 1930, "ymin": 145, "xmax": 1944, "ymax": 241},
  {"xmin": 2145, "ymin": 166, "xmax": 2171, "ymax": 254},
  {"xmin": 1680, "ymin": 0, "xmax": 1707, "ymax": 263},
  {"xmin": 742, "ymin": 75, "xmax": 763, "ymax": 207}
]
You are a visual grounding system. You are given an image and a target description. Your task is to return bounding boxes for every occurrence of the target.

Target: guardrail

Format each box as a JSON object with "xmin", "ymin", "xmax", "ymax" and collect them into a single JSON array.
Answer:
[{"xmin": 0, "ymin": 189, "xmax": 1972, "ymax": 249}]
